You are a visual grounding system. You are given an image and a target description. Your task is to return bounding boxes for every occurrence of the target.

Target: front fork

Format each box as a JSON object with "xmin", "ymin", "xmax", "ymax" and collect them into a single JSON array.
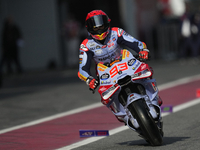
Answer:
[
  {"xmin": 126, "ymin": 93, "xmax": 161, "ymax": 128},
  {"xmin": 105, "ymin": 92, "xmax": 162, "ymax": 131}
]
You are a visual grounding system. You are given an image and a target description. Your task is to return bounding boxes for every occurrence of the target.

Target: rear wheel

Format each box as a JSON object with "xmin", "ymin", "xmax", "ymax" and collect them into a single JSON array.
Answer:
[{"xmin": 128, "ymin": 99, "xmax": 163, "ymax": 146}]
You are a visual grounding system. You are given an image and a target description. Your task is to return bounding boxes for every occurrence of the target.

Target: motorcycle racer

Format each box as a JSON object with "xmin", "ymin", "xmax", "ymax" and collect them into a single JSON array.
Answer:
[{"xmin": 78, "ymin": 10, "xmax": 162, "ymax": 110}]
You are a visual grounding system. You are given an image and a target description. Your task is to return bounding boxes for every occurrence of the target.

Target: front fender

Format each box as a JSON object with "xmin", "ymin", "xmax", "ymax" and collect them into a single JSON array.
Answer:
[{"xmin": 125, "ymin": 93, "xmax": 147, "ymax": 108}]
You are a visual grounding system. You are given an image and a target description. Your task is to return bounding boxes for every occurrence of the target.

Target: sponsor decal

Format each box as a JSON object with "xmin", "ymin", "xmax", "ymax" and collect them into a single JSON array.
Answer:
[
  {"xmin": 108, "ymin": 85, "xmax": 116, "ymax": 91},
  {"xmin": 100, "ymin": 73, "xmax": 110, "ymax": 80},
  {"xmin": 79, "ymin": 51, "xmax": 84, "ymax": 64},
  {"xmin": 132, "ymin": 72, "xmax": 141, "ymax": 78},
  {"xmin": 98, "ymin": 85, "xmax": 112, "ymax": 93},
  {"xmin": 88, "ymin": 42, "xmax": 95, "ymax": 47},
  {"xmin": 90, "ymin": 47, "xmax": 95, "ymax": 50},
  {"xmin": 96, "ymin": 45, "xmax": 101, "ymax": 49},
  {"xmin": 101, "ymin": 80, "xmax": 111, "ymax": 84},
  {"xmin": 108, "ymin": 42, "xmax": 114, "ymax": 48},
  {"xmin": 128, "ymin": 58, "xmax": 136, "ymax": 66},
  {"xmin": 132, "ymin": 61, "xmax": 140, "ymax": 70},
  {"xmin": 80, "ymin": 44, "xmax": 88, "ymax": 51},
  {"xmin": 108, "ymin": 45, "xmax": 115, "ymax": 51},
  {"xmin": 122, "ymin": 50, "xmax": 130, "ymax": 59},
  {"xmin": 126, "ymin": 51, "xmax": 130, "ymax": 57},
  {"xmin": 99, "ymin": 86, "xmax": 107, "ymax": 92},
  {"xmin": 95, "ymin": 49, "xmax": 103, "ymax": 55},
  {"xmin": 112, "ymin": 37, "xmax": 116, "ymax": 41},
  {"xmin": 79, "ymin": 130, "xmax": 109, "ymax": 137},
  {"xmin": 96, "ymin": 131, "xmax": 109, "ymax": 136},
  {"xmin": 98, "ymin": 63, "xmax": 108, "ymax": 71},
  {"xmin": 102, "ymin": 45, "xmax": 107, "ymax": 48},
  {"xmin": 141, "ymin": 64, "xmax": 146, "ymax": 70}
]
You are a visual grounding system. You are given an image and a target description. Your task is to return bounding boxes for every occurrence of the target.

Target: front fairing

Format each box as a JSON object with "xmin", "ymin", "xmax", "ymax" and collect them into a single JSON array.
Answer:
[{"xmin": 97, "ymin": 49, "xmax": 154, "ymax": 101}]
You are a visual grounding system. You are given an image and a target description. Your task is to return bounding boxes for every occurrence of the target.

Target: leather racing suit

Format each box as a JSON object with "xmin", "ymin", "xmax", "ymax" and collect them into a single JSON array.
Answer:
[{"xmin": 78, "ymin": 27, "xmax": 147, "ymax": 81}]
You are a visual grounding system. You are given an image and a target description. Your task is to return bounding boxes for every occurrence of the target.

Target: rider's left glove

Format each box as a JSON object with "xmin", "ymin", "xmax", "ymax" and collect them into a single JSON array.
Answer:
[
  {"xmin": 139, "ymin": 49, "xmax": 149, "ymax": 61},
  {"xmin": 86, "ymin": 76, "xmax": 99, "ymax": 90}
]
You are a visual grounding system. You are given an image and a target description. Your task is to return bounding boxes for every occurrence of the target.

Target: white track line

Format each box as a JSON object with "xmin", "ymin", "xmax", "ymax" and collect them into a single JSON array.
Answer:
[
  {"xmin": 158, "ymin": 74, "xmax": 200, "ymax": 91},
  {"xmin": 0, "ymin": 74, "xmax": 200, "ymax": 148},
  {"xmin": 0, "ymin": 103, "xmax": 102, "ymax": 134}
]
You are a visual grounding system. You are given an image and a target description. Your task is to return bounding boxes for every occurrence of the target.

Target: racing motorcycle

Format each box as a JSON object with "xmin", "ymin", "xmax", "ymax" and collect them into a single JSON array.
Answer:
[{"xmin": 96, "ymin": 49, "xmax": 163, "ymax": 146}]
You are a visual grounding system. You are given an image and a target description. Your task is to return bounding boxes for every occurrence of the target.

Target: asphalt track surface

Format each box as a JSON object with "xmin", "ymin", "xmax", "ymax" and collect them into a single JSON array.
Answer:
[{"xmin": 0, "ymin": 58, "xmax": 200, "ymax": 150}]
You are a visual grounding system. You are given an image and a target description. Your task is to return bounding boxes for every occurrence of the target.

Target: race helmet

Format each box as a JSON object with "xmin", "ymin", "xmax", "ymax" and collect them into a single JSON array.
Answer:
[{"xmin": 85, "ymin": 10, "xmax": 111, "ymax": 40}]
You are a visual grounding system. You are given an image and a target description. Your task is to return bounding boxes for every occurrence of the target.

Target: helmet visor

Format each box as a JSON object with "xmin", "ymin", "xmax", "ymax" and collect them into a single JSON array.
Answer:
[
  {"xmin": 86, "ymin": 15, "xmax": 109, "ymax": 34},
  {"xmin": 92, "ymin": 15, "xmax": 104, "ymax": 27}
]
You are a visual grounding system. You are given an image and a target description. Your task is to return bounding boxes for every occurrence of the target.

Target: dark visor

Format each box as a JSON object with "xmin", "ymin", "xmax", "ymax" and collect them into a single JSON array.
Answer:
[
  {"xmin": 87, "ymin": 15, "xmax": 107, "ymax": 28},
  {"xmin": 93, "ymin": 15, "xmax": 104, "ymax": 27}
]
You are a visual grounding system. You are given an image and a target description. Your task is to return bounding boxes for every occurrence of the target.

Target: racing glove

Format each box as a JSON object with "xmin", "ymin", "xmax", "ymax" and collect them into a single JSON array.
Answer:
[
  {"xmin": 139, "ymin": 49, "xmax": 149, "ymax": 61},
  {"xmin": 86, "ymin": 76, "xmax": 99, "ymax": 92}
]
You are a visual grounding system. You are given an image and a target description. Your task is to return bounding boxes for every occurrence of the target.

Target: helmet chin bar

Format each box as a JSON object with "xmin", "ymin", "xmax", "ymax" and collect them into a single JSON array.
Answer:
[{"xmin": 91, "ymin": 29, "xmax": 109, "ymax": 41}]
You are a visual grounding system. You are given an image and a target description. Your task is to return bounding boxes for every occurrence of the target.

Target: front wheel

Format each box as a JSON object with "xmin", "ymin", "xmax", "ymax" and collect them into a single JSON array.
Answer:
[{"xmin": 128, "ymin": 99, "xmax": 163, "ymax": 146}]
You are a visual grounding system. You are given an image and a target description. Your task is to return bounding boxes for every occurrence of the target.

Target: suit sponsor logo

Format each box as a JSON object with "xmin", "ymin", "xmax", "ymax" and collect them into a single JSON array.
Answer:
[
  {"xmin": 112, "ymin": 37, "xmax": 116, "ymax": 41},
  {"xmin": 80, "ymin": 44, "xmax": 88, "ymax": 51},
  {"xmin": 102, "ymin": 45, "xmax": 107, "ymax": 48},
  {"xmin": 88, "ymin": 42, "xmax": 95, "ymax": 47},
  {"xmin": 95, "ymin": 49, "xmax": 103, "ymax": 55},
  {"xmin": 96, "ymin": 45, "xmax": 101, "ymax": 49}
]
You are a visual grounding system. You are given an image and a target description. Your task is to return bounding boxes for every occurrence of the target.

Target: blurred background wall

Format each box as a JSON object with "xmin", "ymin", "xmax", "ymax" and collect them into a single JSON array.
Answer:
[
  {"xmin": 0, "ymin": 0, "xmax": 60, "ymax": 71},
  {"xmin": 0, "ymin": 0, "xmax": 199, "ymax": 72}
]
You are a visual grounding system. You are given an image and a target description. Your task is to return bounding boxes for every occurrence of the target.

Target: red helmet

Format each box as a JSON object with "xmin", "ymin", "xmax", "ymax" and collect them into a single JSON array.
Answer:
[{"xmin": 85, "ymin": 10, "xmax": 111, "ymax": 40}]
